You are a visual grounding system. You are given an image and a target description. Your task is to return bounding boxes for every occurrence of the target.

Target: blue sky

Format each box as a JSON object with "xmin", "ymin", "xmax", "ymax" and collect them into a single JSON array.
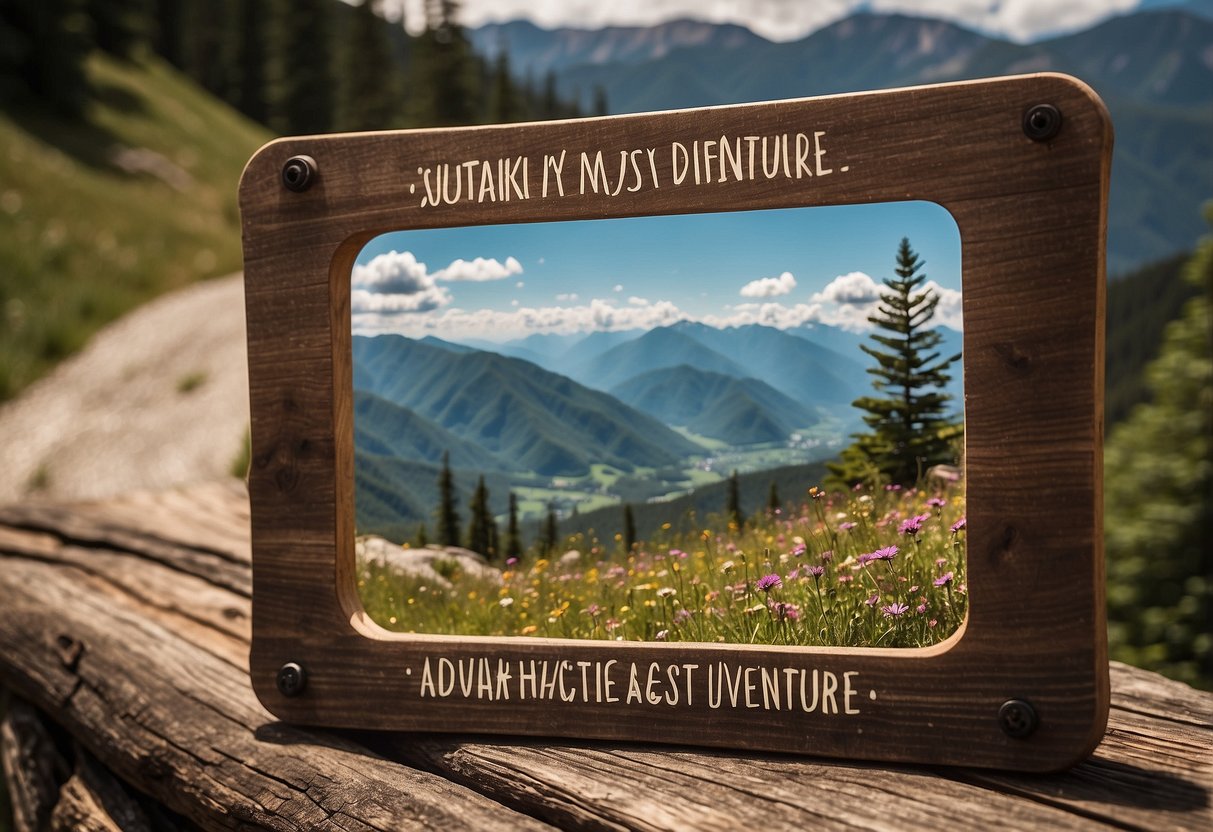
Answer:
[{"xmin": 352, "ymin": 201, "xmax": 962, "ymax": 341}]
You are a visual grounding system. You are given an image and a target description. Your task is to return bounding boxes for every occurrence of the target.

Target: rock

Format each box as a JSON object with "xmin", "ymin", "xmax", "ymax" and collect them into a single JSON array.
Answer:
[{"xmin": 356, "ymin": 537, "xmax": 502, "ymax": 589}]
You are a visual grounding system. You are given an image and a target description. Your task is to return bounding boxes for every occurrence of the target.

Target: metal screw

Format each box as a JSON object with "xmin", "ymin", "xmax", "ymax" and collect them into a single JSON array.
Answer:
[
  {"xmin": 1022, "ymin": 104, "xmax": 1062, "ymax": 142},
  {"xmin": 276, "ymin": 662, "xmax": 307, "ymax": 697},
  {"xmin": 281, "ymin": 155, "xmax": 316, "ymax": 192},
  {"xmin": 999, "ymin": 699, "xmax": 1039, "ymax": 738}
]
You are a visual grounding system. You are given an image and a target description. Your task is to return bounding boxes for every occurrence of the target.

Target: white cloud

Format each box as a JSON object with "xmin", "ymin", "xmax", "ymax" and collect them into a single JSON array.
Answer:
[
  {"xmin": 923, "ymin": 280, "xmax": 963, "ymax": 329},
  {"xmin": 351, "ymin": 287, "xmax": 450, "ymax": 315},
  {"xmin": 433, "ymin": 255, "xmax": 523, "ymax": 282},
  {"xmin": 351, "ymin": 250, "xmax": 452, "ymax": 314},
  {"xmin": 613, "ymin": 284, "xmax": 624, "ymax": 292},
  {"xmin": 443, "ymin": 0, "xmax": 1138, "ymax": 43},
  {"xmin": 352, "ymin": 250, "xmax": 432, "ymax": 295},
  {"xmin": 628, "ymin": 296, "xmax": 649, "ymax": 306},
  {"xmin": 555, "ymin": 292, "xmax": 580, "ymax": 302},
  {"xmin": 354, "ymin": 297, "xmax": 687, "ymax": 341},
  {"xmin": 740, "ymin": 271, "xmax": 797, "ymax": 298},
  {"xmin": 812, "ymin": 271, "xmax": 881, "ymax": 305},
  {"xmin": 516, "ymin": 281, "xmax": 525, "ymax": 289}
]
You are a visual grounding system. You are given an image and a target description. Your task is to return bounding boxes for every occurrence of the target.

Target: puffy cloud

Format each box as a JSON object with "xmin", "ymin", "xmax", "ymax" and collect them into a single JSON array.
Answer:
[
  {"xmin": 628, "ymin": 296, "xmax": 649, "ymax": 306},
  {"xmin": 352, "ymin": 250, "xmax": 432, "ymax": 295},
  {"xmin": 351, "ymin": 250, "xmax": 452, "ymax": 314},
  {"xmin": 923, "ymin": 280, "xmax": 963, "ymax": 330},
  {"xmin": 432, "ymin": 255, "xmax": 523, "ymax": 282},
  {"xmin": 812, "ymin": 271, "xmax": 880, "ymax": 305},
  {"xmin": 555, "ymin": 292, "xmax": 580, "ymax": 302},
  {"xmin": 516, "ymin": 281, "xmax": 525, "ymax": 289},
  {"xmin": 351, "ymin": 287, "xmax": 450, "ymax": 315},
  {"xmin": 354, "ymin": 297, "xmax": 687, "ymax": 341},
  {"xmin": 613, "ymin": 284, "xmax": 624, "ymax": 292},
  {"xmin": 740, "ymin": 271, "xmax": 797, "ymax": 298}
]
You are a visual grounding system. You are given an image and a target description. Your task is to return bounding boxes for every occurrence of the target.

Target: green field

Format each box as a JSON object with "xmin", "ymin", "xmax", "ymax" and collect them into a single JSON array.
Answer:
[{"xmin": 0, "ymin": 53, "xmax": 269, "ymax": 400}]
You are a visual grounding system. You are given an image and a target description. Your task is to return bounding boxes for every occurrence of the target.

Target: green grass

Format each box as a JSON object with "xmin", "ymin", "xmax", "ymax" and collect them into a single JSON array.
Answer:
[
  {"xmin": 0, "ymin": 52, "xmax": 269, "ymax": 401},
  {"xmin": 359, "ymin": 481, "xmax": 967, "ymax": 647}
]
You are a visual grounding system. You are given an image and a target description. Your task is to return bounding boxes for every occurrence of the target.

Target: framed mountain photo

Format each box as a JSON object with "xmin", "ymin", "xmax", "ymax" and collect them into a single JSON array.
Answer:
[{"xmin": 239, "ymin": 73, "xmax": 1111, "ymax": 771}]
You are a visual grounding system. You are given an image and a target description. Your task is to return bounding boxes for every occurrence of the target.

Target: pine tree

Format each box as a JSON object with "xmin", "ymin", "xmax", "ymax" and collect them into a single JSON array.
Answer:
[
  {"xmin": 505, "ymin": 492, "xmax": 522, "ymax": 560},
  {"xmin": 466, "ymin": 475, "xmax": 493, "ymax": 557},
  {"xmin": 274, "ymin": 0, "xmax": 334, "ymax": 134},
  {"xmin": 592, "ymin": 84, "xmax": 608, "ymax": 116},
  {"xmin": 538, "ymin": 503, "xmax": 558, "ymax": 555},
  {"xmin": 408, "ymin": 0, "xmax": 479, "ymax": 126},
  {"xmin": 86, "ymin": 0, "xmax": 149, "ymax": 59},
  {"xmin": 487, "ymin": 49, "xmax": 520, "ymax": 123},
  {"xmin": 0, "ymin": 0, "xmax": 93, "ymax": 116},
  {"xmin": 830, "ymin": 237, "xmax": 961, "ymax": 487},
  {"xmin": 415, "ymin": 522, "xmax": 428, "ymax": 548},
  {"xmin": 726, "ymin": 470, "xmax": 742, "ymax": 529},
  {"xmin": 224, "ymin": 0, "xmax": 270, "ymax": 124},
  {"xmin": 436, "ymin": 451, "xmax": 460, "ymax": 547},
  {"xmin": 622, "ymin": 504, "xmax": 636, "ymax": 552},
  {"xmin": 1104, "ymin": 217, "xmax": 1212, "ymax": 688},
  {"xmin": 336, "ymin": 0, "xmax": 401, "ymax": 131},
  {"xmin": 767, "ymin": 481, "xmax": 781, "ymax": 514}
]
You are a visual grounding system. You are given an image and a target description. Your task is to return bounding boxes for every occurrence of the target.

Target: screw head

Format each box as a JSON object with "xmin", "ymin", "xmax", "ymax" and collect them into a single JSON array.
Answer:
[
  {"xmin": 999, "ymin": 699, "xmax": 1039, "ymax": 738},
  {"xmin": 1023, "ymin": 104, "xmax": 1062, "ymax": 142},
  {"xmin": 281, "ymin": 155, "xmax": 316, "ymax": 192},
  {"xmin": 276, "ymin": 662, "xmax": 307, "ymax": 697}
]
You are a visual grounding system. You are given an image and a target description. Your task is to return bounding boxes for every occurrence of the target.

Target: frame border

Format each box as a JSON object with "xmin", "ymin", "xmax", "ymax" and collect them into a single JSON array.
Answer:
[{"xmin": 240, "ymin": 73, "xmax": 1111, "ymax": 771}]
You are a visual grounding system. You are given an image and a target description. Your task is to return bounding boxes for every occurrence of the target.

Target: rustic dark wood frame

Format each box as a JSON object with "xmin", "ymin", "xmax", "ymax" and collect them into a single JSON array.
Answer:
[{"xmin": 240, "ymin": 73, "xmax": 1111, "ymax": 771}]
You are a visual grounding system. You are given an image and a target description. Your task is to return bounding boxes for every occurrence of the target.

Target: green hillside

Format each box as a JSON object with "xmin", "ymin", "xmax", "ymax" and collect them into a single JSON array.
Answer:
[
  {"xmin": 610, "ymin": 364, "xmax": 819, "ymax": 444},
  {"xmin": 561, "ymin": 461, "xmax": 831, "ymax": 544},
  {"xmin": 0, "ymin": 52, "xmax": 269, "ymax": 400},
  {"xmin": 352, "ymin": 334, "xmax": 704, "ymax": 476}
]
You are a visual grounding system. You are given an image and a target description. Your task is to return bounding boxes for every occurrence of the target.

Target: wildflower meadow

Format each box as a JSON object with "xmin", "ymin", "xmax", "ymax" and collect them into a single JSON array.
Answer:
[{"xmin": 358, "ymin": 482, "xmax": 967, "ymax": 648}]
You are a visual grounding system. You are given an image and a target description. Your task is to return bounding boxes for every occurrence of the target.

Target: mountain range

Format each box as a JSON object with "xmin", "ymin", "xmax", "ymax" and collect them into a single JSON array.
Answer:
[
  {"xmin": 471, "ymin": 9, "xmax": 1213, "ymax": 275},
  {"xmin": 351, "ymin": 321, "xmax": 963, "ymax": 536}
]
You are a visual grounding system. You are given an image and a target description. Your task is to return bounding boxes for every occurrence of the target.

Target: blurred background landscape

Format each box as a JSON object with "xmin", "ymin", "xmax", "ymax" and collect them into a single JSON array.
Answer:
[{"xmin": 0, "ymin": 0, "xmax": 1208, "ymax": 686}]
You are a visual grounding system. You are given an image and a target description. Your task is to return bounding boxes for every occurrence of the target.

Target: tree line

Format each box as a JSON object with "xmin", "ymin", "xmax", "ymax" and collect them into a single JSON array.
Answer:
[{"xmin": 1, "ymin": 0, "xmax": 596, "ymax": 131}]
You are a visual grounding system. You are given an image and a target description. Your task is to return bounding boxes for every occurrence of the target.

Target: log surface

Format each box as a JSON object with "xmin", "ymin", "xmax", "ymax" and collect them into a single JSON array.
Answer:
[{"xmin": 1, "ymin": 482, "xmax": 1210, "ymax": 831}]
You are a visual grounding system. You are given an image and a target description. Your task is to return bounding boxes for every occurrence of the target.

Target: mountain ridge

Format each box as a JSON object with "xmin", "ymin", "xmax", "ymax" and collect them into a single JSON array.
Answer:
[{"xmin": 475, "ymin": 8, "xmax": 1213, "ymax": 274}]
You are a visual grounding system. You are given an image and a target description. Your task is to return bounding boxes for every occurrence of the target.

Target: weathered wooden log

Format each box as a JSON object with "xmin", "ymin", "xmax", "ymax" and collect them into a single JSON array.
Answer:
[
  {"xmin": 2, "ymin": 696, "xmax": 66, "ymax": 832},
  {"xmin": 0, "ymin": 482, "xmax": 1209, "ymax": 831},
  {"xmin": 49, "ymin": 745, "xmax": 154, "ymax": 832}
]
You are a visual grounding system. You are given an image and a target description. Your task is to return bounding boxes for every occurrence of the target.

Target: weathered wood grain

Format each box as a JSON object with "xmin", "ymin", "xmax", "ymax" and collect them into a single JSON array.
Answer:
[
  {"xmin": 239, "ymin": 74, "xmax": 1113, "ymax": 769},
  {"xmin": 50, "ymin": 747, "xmax": 154, "ymax": 832},
  {"xmin": 1, "ymin": 484, "xmax": 1209, "ymax": 830},
  {"xmin": 1, "ymin": 697, "xmax": 64, "ymax": 832},
  {"xmin": 0, "ymin": 488, "xmax": 552, "ymax": 832}
]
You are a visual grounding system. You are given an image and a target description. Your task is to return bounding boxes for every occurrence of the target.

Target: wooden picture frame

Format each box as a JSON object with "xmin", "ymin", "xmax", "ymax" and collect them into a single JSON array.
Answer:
[{"xmin": 240, "ymin": 73, "xmax": 1111, "ymax": 771}]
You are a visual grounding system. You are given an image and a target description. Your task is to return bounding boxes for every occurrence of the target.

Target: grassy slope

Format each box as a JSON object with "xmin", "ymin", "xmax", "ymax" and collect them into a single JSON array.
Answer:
[{"xmin": 0, "ymin": 52, "xmax": 270, "ymax": 400}]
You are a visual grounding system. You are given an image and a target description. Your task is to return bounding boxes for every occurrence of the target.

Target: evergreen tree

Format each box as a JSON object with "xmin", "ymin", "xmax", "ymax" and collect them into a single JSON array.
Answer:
[
  {"xmin": 622, "ymin": 503, "xmax": 636, "ymax": 552},
  {"xmin": 767, "ymin": 481, "xmax": 781, "ymax": 514},
  {"xmin": 337, "ymin": 0, "xmax": 401, "ymax": 131},
  {"xmin": 505, "ymin": 492, "xmax": 522, "ymax": 560},
  {"xmin": 224, "ymin": 0, "xmax": 271, "ymax": 124},
  {"xmin": 830, "ymin": 238, "xmax": 961, "ymax": 486},
  {"xmin": 592, "ymin": 84, "xmax": 608, "ymax": 116},
  {"xmin": 86, "ymin": 0, "xmax": 149, "ymax": 59},
  {"xmin": 275, "ymin": 0, "xmax": 334, "ymax": 133},
  {"xmin": 538, "ymin": 503, "xmax": 558, "ymax": 555},
  {"xmin": 1104, "ymin": 218, "xmax": 1213, "ymax": 689},
  {"xmin": 487, "ymin": 49, "xmax": 520, "ymax": 122},
  {"xmin": 466, "ymin": 475, "xmax": 494, "ymax": 557},
  {"xmin": 436, "ymin": 451, "xmax": 460, "ymax": 547},
  {"xmin": 0, "ymin": 0, "xmax": 93, "ymax": 116},
  {"xmin": 152, "ymin": 0, "xmax": 186, "ymax": 68},
  {"xmin": 415, "ymin": 522, "xmax": 428, "ymax": 548},
  {"xmin": 726, "ymin": 470, "xmax": 742, "ymax": 528},
  {"xmin": 408, "ymin": 0, "xmax": 479, "ymax": 126}
]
